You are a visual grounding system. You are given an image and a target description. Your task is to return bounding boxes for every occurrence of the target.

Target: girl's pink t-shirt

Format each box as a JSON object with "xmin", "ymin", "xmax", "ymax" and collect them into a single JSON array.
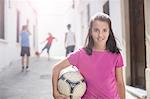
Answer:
[{"xmin": 67, "ymin": 48, "xmax": 124, "ymax": 99}]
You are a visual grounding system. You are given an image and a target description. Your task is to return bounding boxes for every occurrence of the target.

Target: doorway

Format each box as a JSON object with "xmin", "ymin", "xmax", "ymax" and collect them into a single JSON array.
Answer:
[{"xmin": 129, "ymin": 0, "xmax": 146, "ymax": 89}]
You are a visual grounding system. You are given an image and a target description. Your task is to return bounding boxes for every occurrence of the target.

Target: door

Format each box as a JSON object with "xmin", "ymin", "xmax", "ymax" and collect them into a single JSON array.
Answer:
[{"xmin": 129, "ymin": 0, "xmax": 146, "ymax": 89}]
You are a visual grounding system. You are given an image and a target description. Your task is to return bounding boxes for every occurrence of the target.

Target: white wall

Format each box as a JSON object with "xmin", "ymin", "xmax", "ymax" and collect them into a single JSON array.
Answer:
[
  {"xmin": 89, "ymin": 0, "xmax": 103, "ymax": 16},
  {"xmin": 72, "ymin": 8, "xmax": 83, "ymax": 48}
]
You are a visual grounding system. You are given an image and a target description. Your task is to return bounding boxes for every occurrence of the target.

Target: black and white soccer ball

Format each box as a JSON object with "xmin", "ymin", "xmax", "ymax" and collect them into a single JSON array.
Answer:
[{"xmin": 58, "ymin": 71, "xmax": 86, "ymax": 99}]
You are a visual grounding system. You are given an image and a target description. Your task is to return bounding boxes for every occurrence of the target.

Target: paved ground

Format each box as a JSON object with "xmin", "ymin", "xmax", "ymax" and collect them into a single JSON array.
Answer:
[
  {"xmin": 0, "ymin": 57, "xmax": 138, "ymax": 99},
  {"xmin": 0, "ymin": 57, "xmax": 58, "ymax": 99}
]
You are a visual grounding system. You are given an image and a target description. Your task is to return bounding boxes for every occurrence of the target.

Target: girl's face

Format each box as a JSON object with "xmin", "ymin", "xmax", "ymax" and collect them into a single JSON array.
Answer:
[{"xmin": 91, "ymin": 20, "xmax": 109, "ymax": 46}]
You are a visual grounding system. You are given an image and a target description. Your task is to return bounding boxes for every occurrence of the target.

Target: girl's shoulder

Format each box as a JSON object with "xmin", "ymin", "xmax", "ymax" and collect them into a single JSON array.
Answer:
[{"xmin": 110, "ymin": 51, "xmax": 123, "ymax": 60}]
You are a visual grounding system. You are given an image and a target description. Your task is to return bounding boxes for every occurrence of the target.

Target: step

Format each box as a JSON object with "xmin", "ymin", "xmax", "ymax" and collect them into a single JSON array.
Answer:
[{"xmin": 126, "ymin": 85, "xmax": 147, "ymax": 99}]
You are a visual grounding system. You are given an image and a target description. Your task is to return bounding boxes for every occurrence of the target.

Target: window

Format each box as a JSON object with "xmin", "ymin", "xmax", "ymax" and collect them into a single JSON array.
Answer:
[
  {"xmin": 87, "ymin": 4, "xmax": 90, "ymax": 23},
  {"xmin": 16, "ymin": 10, "xmax": 20, "ymax": 42},
  {"xmin": 0, "ymin": 0, "xmax": 5, "ymax": 39},
  {"xmin": 103, "ymin": 1, "xmax": 109, "ymax": 15}
]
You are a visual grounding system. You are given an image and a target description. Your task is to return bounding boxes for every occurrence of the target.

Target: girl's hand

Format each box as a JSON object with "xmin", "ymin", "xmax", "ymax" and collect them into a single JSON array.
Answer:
[
  {"xmin": 55, "ymin": 96, "xmax": 70, "ymax": 99},
  {"xmin": 53, "ymin": 93, "xmax": 70, "ymax": 99}
]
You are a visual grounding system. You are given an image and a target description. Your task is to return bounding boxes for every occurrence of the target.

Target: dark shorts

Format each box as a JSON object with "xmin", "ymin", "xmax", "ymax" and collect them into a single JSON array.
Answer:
[
  {"xmin": 21, "ymin": 47, "xmax": 30, "ymax": 56},
  {"xmin": 66, "ymin": 45, "xmax": 75, "ymax": 56}
]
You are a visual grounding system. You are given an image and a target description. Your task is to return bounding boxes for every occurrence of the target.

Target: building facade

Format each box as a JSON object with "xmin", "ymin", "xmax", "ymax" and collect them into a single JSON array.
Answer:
[
  {"xmin": 0, "ymin": 0, "xmax": 38, "ymax": 71},
  {"xmin": 73, "ymin": 0, "xmax": 150, "ymax": 98}
]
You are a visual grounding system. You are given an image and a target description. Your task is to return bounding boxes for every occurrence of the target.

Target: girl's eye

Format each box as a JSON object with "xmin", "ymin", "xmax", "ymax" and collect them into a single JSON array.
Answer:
[
  {"xmin": 103, "ymin": 29, "xmax": 108, "ymax": 32},
  {"xmin": 93, "ymin": 28, "xmax": 99, "ymax": 33}
]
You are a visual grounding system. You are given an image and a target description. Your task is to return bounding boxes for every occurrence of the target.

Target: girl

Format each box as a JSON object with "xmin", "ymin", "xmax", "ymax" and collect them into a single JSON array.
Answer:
[{"xmin": 52, "ymin": 12, "xmax": 125, "ymax": 99}]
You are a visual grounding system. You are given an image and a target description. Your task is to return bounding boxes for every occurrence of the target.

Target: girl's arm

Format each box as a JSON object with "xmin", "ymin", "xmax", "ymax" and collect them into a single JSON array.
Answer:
[
  {"xmin": 52, "ymin": 58, "xmax": 71, "ymax": 98},
  {"xmin": 115, "ymin": 67, "xmax": 126, "ymax": 99}
]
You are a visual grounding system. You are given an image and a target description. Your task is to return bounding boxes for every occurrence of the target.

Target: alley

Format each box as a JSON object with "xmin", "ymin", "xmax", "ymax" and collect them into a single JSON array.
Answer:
[{"xmin": 1, "ymin": 0, "xmax": 150, "ymax": 98}]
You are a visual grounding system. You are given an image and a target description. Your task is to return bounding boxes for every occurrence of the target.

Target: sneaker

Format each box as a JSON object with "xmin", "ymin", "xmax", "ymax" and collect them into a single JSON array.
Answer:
[
  {"xmin": 22, "ymin": 66, "xmax": 24, "ymax": 72},
  {"xmin": 25, "ymin": 66, "xmax": 29, "ymax": 71}
]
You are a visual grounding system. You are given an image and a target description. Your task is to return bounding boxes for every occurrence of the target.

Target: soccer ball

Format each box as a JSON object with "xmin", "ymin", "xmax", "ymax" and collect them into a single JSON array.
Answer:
[
  {"xmin": 35, "ymin": 51, "xmax": 40, "ymax": 56},
  {"xmin": 58, "ymin": 71, "xmax": 86, "ymax": 99}
]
